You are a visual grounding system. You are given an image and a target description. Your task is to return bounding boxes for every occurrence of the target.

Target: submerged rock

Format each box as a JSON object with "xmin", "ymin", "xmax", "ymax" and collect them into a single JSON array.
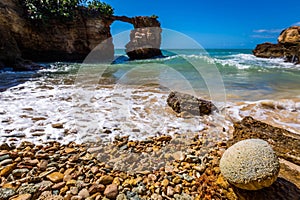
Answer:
[
  {"xmin": 220, "ymin": 139, "xmax": 280, "ymax": 190},
  {"xmin": 167, "ymin": 91, "xmax": 217, "ymax": 116}
]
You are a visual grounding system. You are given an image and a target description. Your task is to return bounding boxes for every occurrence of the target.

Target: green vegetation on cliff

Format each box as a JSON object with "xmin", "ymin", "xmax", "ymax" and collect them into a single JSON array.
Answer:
[{"xmin": 21, "ymin": 0, "xmax": 114, "ymax": 21}]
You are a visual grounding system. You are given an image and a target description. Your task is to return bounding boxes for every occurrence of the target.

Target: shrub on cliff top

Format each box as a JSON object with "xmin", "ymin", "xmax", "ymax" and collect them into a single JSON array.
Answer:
[
  {"xmin": 21, "ymin": 0, "xmax": 114, "ymax": 22},
  {"xmin": 87, "ymin": 0, "xmax": 114, "ymax": 16}
]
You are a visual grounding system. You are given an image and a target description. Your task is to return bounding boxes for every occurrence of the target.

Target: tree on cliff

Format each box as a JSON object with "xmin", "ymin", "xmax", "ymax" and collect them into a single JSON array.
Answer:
[{"xmin": 22, "ymin": 0, "xmax": 114, "ymax": 22}]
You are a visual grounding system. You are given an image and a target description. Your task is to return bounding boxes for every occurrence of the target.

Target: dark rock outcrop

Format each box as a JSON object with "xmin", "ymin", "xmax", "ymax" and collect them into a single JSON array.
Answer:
[
  {"xmin": 253, "ymin": 26, "xmax": 300, "ymax": 64},
  {"xmin": 167, "ymin": 91, "xmax": 217, "ymax": 116},
  {"xmin": 252, "ymin": 43, "xmax": 284, "ymax": 58},
  {"xmin": 228, "ymin": 116, "xmax": 300, "ymax": 166}
]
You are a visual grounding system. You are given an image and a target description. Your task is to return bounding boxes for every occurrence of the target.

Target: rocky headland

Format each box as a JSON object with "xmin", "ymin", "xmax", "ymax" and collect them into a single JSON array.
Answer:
[
  {"xmin": 253, "ymin": 26, "xmax": 300, "ymax": 64},
  {"xmin": 0, "ymin": 0, "xmax": 162, "ymax": 71}
]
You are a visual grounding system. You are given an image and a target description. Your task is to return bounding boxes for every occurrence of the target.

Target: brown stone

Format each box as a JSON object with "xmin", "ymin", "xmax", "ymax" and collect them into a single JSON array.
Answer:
[
  {"xmin": 99, "ymin": 175, "xmax": 114, "ymax": 185},
  {"xmin": 66, "ymin": 180, "xmax": 77, "ymax": 186},
  {"xmin": 52, "ymin": 182, "xmax": 66, "ymax": 190},
  {"xmin": 161, "ymin": 179, "xmax": 169, "ymax": 187},
  {"xmin": 64, "ymin": 148, "xmax": 76, "ymax": 154},
  {"xmin": 172, "ymin": 151, "xmax": 185, "ymax": 161},
  {"xmin": 78, "ymin": 188, "xmax": 90, "ymax": 199},
  {"xmin": 60, "ymin": 186, "xmax": 69, "ymax": 196},
  {"xmin": 90, "ymin": 166, "xmax": 99, "ymax": 174},
  {"xmin": 167, "ymin": 186, "xmax": 174, "ymax": 196},
  {"xmin": 10, "ymin": 193, "xmax": 32, "ymax": 200},
  {"xmin": 104, "ymin": 183, "xmax": 118, "ymax": 199},
  {"xmin": 0, "ymin": 163, "xmax": 16, "ymax": 177},
  {"xmin": 52, "ymin": 123, "xmax": 64, "ymax": 129},
  {"xmin": 89, "ymin": 184, "xmax": 105, "ymax": 194},
  {"xmin": 37, "ymin": 160, "xmax": 48, "ymax": 170},
  {"xmin": 23, "ymin": 159, "xmax": 38, "ymax": 166},
  {"xmin": 47, "ymin": 172, "xmax": 64, "ymax": 183}
]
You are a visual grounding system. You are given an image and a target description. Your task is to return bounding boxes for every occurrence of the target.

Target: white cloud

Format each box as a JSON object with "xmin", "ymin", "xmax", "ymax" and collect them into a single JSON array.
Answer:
[
  {"xmin": 253, "ymin": 29, "xmax": 282, "ymax": 33},
  {"xmin": 251, "ymin": 34, "xmax": 277, "ymax": 39},
  {"xmin": 251, "ymin": 28, "xmax": 283, "ymax": 39}
]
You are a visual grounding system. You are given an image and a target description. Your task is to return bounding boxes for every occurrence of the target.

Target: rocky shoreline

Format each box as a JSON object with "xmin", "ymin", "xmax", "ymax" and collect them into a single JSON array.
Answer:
[
  {"xmin": 0, "ymin": 115, "xmax": 299, "ymax": 200},
  {"xmin": 253, "ymin": 26, "xmax": 300, "ymax": 64},
  {"xmin": 0, "ymin": 134, "xmax": 233, "ymax": 200}
]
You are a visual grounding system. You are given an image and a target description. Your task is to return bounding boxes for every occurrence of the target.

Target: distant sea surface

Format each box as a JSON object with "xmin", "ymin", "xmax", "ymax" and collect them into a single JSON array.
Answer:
[{"xmin": 0, "ymin": 49, "xmax": 299, "ymax": 145}]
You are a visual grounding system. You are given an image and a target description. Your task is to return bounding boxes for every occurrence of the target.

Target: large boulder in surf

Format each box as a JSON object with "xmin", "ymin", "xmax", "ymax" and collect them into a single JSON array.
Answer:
[
  {"xmin": 220, "ymin": 139, "xmax": 280, "ymax": 190},
  {"xmin": 228, "ymin": 116, "xmax": 300, "ymax": 166},
  {"xmin": 167, "ymin": 91, "xmax": 217, "ymax": 116},
  {"xmin": 125, "ymin": 16, "xmax": 163, "ymax": 60},
  {"xmin": 253, "ymin": 26, "xmax": 300, "ymax": 64}
]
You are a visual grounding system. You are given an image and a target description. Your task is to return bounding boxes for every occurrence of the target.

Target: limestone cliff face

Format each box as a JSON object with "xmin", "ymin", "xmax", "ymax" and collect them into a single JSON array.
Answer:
[
  {"xmin": 253, "ymin": 26, "xmax": 300, "ymax": 64},
  {"xmin": 0, "ymin": 0, "xmax": 114, "ymax": 70}
]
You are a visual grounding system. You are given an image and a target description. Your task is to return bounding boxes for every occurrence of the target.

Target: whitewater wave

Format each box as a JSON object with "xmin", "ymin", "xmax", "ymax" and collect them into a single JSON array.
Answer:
[
  {"xmin": 214, "ymin": 53, "xmax": 300, "ymax": 71},
  {"xmin": 120, "ymin": 52, "xmax": 300, "ymax": 72}
]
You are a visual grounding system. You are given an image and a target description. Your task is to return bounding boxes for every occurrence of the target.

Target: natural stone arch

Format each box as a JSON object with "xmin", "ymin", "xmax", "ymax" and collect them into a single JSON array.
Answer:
[{"xmin": 110, "ymin": 16, "xmax": 163, "ymax": 60}]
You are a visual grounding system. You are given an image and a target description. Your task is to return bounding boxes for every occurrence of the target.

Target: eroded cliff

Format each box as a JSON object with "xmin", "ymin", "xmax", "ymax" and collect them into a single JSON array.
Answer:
[{"xmin": 0, "ymin": 0, "xmax": 162, "ymax": 70}]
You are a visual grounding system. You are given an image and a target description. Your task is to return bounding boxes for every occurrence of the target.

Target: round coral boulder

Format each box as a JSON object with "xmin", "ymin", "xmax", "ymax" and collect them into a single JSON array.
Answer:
[{"xmin": 220, "ymin": 139, "xmax": 280, "ymax": 190}]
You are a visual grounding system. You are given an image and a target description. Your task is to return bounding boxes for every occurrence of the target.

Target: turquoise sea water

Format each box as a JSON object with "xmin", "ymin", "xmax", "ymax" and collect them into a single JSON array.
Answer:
[
  {"xmin": 112, "ymin": 49, "xmax": 300, "ymax": 100},
  {"xmin": 1, "ymin": 49, "xmax": 300, "ymax": 100}
]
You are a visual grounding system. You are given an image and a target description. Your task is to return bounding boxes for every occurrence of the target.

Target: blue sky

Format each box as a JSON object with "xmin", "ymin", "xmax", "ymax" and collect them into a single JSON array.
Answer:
[{"xmin": 104, "ymin": 0, "xmax": 300, "ymax": 49}]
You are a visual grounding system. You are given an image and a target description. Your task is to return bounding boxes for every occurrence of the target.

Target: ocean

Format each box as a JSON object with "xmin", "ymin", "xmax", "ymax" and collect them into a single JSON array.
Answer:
[{"xmin": 0, "ymin": 49, "xmax": 299, "ymax": 146}]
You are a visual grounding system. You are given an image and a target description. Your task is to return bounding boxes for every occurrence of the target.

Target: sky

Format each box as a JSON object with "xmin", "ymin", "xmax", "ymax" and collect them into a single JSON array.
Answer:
[{"xmin": 103, "ymin": 0, "xmax": 300, "ymax": 49}]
